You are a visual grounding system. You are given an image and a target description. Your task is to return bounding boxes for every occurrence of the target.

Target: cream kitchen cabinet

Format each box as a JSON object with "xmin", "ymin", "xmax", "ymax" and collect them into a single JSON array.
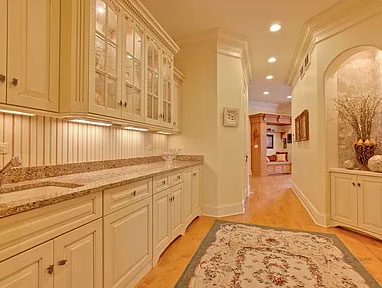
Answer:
[
  {"xmin": 0, "ymin": 0, "xmax": 60, "ymax": 112},
  {"xmin": 0, "ymin": 241, "xmax": 54, "ymax": 288},
  {"xmin": 330, "ymin": 169, "xmax": 382, "ymax": 240},
  {"xmin": 183, "ymin": 166, "xmax": 202, "ymax": 228},
  {"xmin": 173, "ymin": 67, "xmax": 185, "ymax": 132},
  {"xmin": 104, "ymin": 196, "xmax": 153, "ymax": 288}
]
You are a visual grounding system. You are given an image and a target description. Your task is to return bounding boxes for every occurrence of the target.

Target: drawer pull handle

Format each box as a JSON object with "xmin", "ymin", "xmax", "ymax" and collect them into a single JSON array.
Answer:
[
  {"xmin": 177, "ymin": 175, "xmax": 181, "ymax": 179},
  {"xmin": 47, "ymin": 264, "xmax": 54, "ymax": 275},
  {"xmin": 193, "ymin": 173, "xmax": 197, "ymax": 176},
  {"xmin": 352, "ymin": 182, "xmax": 355, "ymax": 186},
  {"xmin": 357, "ymin": 183, "xmax": 361, "ymax": 187},
  {"xmin": 133, "ymin": 190, "xmax": 137, "ymax": 196},
  {"xmin": 58, "ymin": 259, "xmax": 68, "ymax": 266},
  {"xmin": 162, "ymin": 180, "xmax": 166, "ymax": 184},
  {"xmin": 0, "ymin": 73, "xmax": 5, "ymax": 83},
  {"xmin": 11, "ymin": 78, "xmax": 18, "ymax": 86}
]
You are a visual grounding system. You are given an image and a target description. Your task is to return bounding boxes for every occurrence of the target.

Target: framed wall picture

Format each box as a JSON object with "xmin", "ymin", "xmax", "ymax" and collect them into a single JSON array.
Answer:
[
  {"xmin": 223, "ymin": 108, "xmax": 239, "ymax": 127},
  {"xmin": 267, "ymin": 134, "xmax": 274, "ymax": 149},
  {"xmin": 295, "ymin": 117, "xmax": 301, "ymax": 142},
  {"xmin": 295, "ymin": 109, "xmax": 309, "ymax": 142}
]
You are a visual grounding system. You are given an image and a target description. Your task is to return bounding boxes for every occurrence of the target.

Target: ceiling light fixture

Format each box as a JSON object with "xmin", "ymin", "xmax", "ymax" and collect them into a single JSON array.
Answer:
[
  {"xmin": 266, "ymin": 75, "xmax": 274, "ymax": 80},
  {"xmin": 0, "ymin": 109, "xmax": 35, "ymax": 117},
  {"xmin": 270, "ymin": 24, "xmax": 282, "ymax": 32},
  {"xmin": 287, "ymin": 96, "xmax": 292, "ymax": 99},
  {"xmin": 268, "ymin": 57, "xmax": 277, "ymax": 63},
  {"xmin": 70, "ymin": 119, "xmax": 112, "ymax": 127},
  {"xmin": 157, "ymin": 131, "xmax": 171, "ymax": 135},
  {"xmin": 263, "ymin": 91, "xmax": 270, "ymax": 95},
  {"xmin": 124, "ymin": 126, "xmax": 148, "ymax": 132}
]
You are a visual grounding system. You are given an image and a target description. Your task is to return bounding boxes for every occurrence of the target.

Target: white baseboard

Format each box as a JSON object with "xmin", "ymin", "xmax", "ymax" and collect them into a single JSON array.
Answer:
[
  {"xmin": 202, "ymin": 201, "xmax": 244, "ymax": 217},
  {"xmin": 291, "ymin": 181, "xmax": 329, "ymax": 228}
]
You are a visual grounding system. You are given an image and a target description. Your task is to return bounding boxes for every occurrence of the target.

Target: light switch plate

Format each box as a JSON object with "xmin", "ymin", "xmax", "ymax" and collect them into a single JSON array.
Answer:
[{"xmin": 0, "ymin": 142, "xmax": 8, "ymax": 154}]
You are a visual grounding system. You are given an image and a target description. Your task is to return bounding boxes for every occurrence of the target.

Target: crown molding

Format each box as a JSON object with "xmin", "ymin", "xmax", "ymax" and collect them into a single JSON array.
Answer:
[
  {"xmin": 119, "ymin": 0, "xmax": 180, "ymax": 55},
  {"xmin": 174, "ymin": 66, "xmax": 185, "ymax": 82},
  {"xmin": 286, "ymin": 0, "xmax": 382, "ymax": 88}
]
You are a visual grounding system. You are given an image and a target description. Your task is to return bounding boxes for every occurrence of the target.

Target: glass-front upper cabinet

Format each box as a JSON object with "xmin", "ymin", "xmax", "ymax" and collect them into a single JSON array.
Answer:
[
  {"xmin": 121, "ymin": 14, "xmax": 144, "ymax": 121},
  {"xmin": 91, "ymin": 0, "xmax": 122, "ymax": 118},
  {"xmin": 145, "ymin": 37, "xmax": 160, "ymax": 125},
  {"xmin": 162, "ymin": 52, "xmax": 173, "ymax": 127}
]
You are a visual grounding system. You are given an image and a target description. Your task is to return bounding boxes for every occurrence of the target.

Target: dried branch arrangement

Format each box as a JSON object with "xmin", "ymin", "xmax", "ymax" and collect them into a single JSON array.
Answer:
[{"xmin": 333, "ymin": 94, "xmax": 382, "ymax": 141}]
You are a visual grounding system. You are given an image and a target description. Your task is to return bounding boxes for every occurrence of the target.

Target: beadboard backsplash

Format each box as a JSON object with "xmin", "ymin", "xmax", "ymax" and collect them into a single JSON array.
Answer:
[{"xmin": 0, "ymin": 113, "xmax": 168, "ymax": 168}]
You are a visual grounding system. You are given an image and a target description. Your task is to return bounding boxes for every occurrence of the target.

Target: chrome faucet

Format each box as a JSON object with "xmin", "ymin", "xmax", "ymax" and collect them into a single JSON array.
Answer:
[{"xmin": 0, "ymin": 156, "xmax": 22, "ymax": 186}]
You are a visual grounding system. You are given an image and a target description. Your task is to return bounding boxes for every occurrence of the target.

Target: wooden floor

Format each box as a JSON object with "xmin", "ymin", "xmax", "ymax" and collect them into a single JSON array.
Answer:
[{"xmin": 137, "ymin": 174, "xmax": 382, "ymax": 287}]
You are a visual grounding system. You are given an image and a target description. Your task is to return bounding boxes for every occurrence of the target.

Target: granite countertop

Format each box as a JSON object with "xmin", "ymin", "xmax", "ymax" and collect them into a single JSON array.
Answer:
[{"xmin": 0, "ymin": 159, "xmax": 202, "ymax": 218}]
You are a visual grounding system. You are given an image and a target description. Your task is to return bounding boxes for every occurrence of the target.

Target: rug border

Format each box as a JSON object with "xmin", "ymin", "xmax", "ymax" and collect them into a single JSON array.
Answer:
[{"xmin": 175, "ymin": 220, "xmax": 381, "ymax": 288}]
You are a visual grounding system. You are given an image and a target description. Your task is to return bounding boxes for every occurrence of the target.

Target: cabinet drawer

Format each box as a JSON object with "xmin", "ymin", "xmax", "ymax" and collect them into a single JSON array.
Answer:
[
  {"xmin": 104, "ymin": 179, "xmax": 152, "ymax": 215},
  {"xmin": 153, "ymin": 174, "xmax": 170, "ymax": 194},
  {"xmin": 170, "ymin": 170, "xmax": 183, "ymax": 186},
  {"xmin": 275, "ymin": 165, "xmax": 283, "ymax": 173},
  {"xmin": 0, "ymin": 192, "xmax": 102, "ymax": 262},
  {"xmin": 267, "ymin": 166, "xmax": 274, "ymax": 174}
]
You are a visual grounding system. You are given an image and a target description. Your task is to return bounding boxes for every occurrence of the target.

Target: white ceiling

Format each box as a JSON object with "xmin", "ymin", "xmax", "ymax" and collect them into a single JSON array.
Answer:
[{"xmin": 140, "ymin": 0, "xmax": 339, "ymax": 104}]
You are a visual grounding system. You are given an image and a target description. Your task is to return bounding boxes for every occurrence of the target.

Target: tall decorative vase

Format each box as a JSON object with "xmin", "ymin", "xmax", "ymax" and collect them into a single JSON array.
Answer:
[{"xmin": 354, "ymin": 142, "xmax": 377, "ymax": 169}]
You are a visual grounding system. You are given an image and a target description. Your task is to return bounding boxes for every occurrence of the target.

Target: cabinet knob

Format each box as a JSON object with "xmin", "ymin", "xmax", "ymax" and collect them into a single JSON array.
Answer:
[
  {"xmin": 193, "ymin": 173, "xmax": 197, "ymax": 176},
  {"xmin": 162, "ymin": 180, "xmax": 166, "ymax": 184},
  {"xmin": 0, "ymin": 74, "xmax": 5, "ymax": 83},
  {"xmin": 58, "ymin": 259, "xmax": 68, "ymax": 266},
  {"xmin": 133, "ymin": 190, "xmax": 137, "ymax": 196},
  {"xmin": 47, "ymin": 264, "xmax": 54, "ymax": 275},
  {"xmin": 352, "ymin": 182, "xmax": 356, "ymax": 186},
  {"xmin": 118, "ymin": 100, "xmax": 123, "ymax": 106},
  {"xmin": 358, "ymin": 183, "xmax": 361, "ymax": 187},
  {"xmin": 11, "ymin": 78, "xmax": 18, "ymax": 86},
  {"xmin": 124, "ymin": 102, "xmax": 127, "ymax": 107}
]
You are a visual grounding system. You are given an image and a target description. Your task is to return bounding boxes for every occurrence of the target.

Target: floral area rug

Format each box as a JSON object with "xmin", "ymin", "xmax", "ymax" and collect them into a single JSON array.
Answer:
[{"xmin": 175, "ymin": 221, "xmax": 380, "ymax": 288}]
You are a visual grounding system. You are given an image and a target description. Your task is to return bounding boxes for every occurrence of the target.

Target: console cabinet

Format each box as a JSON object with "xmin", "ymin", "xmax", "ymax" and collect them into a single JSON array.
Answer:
[{"xmin": 330, "ymin": 170, "xmax": 382, "ymax": 240}]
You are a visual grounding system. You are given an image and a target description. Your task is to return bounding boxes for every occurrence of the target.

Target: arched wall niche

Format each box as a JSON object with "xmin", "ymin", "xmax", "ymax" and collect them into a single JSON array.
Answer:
[{"xmin": 324, "ymin": 46, "xmax": 382, "ymax": 168}]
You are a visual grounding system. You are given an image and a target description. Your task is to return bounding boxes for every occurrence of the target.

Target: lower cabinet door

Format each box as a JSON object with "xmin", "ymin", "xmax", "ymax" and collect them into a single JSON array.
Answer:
[
  {"xmin": 191, "ymin": 167, "xmax": 201, "ymax": 215},
  {"xmin": 330, "ymin": 173, "xmax": 358, "ymax": 226},
  {"xmin": 358, "ymin": 176, "xmax": 382, "ymax": 235},
  {"xmin": 171, "ymin": 183, "xmax": 184, "ymax": 238},
  {"xmin": 53, "ymin": 219, "xmax": 103, "ymax": 288},
  {"xmin": 104, "ymin": 197, "xmax": 152, "ymax": 288},
  {"xmin": 0, "ymin": 241, "xmax": 53, "ymax": 288},
  {"xmin": 153, "ymin": 189, "xmax": 171, "ymax": 256},
  {"xmin": 183, "ymin": 170, "xmax": 193, "ymax": 226}
]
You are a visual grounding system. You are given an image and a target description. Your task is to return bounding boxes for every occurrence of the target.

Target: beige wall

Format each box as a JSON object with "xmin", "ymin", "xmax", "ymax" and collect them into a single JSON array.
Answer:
[
  {"xmin": 0, "ymin": 113, "xmax": 168, "ymax": 168},
  {"xmin": 291, "ymin": 12, "xmax": 382, "ymax": 225},
  {"xmin": 169, "ymin": 32, "xmax": 248, "ymax": 216}
]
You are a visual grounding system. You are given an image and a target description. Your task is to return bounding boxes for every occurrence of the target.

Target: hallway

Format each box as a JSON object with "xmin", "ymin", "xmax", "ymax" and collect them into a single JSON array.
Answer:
[{"xmin": 138, "ymin": 175, "xmax": 382, "ymax": 287}]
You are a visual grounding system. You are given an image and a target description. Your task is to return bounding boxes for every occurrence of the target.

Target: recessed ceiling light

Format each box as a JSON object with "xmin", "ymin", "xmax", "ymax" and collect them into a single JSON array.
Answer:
[
  {"xmin": 287, "ymin": 95, "xmax": 292, "ymax": 99},
  {"xmin": 270, "ymin": 24, "xmax": 282, "ymax": 32},
  {"xmin": 124, "ymin": 127, "xmax": 148, "ymax": 132},
  {"xmin": 263, "ymin": 91, "xmax": 270, "ymax": 95},
  {"xmin": 70, "ymin": 119, "xmax": 112, "ymax": 127},
  {"xmin": 158, "ymin": 131, "xmax": 171, "ymax": 135},
  {"xmin": 0, "ymin": 109, "xmax": 35, "ymax": 116},
  {"xmin": 266, "ymin": 75, "xmax": 274, "ymax": 80},
  {"xmin": 268, "ymin": 57, "xmax": 277, "ymax": 63}
]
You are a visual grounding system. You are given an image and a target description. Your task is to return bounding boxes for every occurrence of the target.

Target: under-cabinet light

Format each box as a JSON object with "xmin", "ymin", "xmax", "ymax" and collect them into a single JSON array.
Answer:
[
  {"xmin": 0, "ymin": 109, "xmax": 35, "ymax": 117},
  {"xmin": 124, "ymin": 127, "xmax": 148, "ymax": 132},
  {"xmin": 287, "ymin": 96, "xmax": 292, "ymax": 99},
  {"xmin": 157, "ymin": 131, "xmax": 171, "ymax": 135},
  {"xmin": 70, "ymin": 119, "xmax": 112, "ymax": 127}
]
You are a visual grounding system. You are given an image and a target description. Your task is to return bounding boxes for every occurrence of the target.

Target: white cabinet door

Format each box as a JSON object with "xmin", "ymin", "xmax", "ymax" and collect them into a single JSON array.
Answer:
[
  {"xmin": 183, "ymin": 170, "xmax": 193, "ymax": 227},
  {"xmin": 104, "ymin": 197, "xmax": 152, "ymax": 288},
  {"xmin": 7, "ymin": 0, "xmax": 60, "ymax": 111},
  {"xmin": 0, "ymin": 241, "xmax": 53, "ymax": 288},
  {"xmin": 90, "ymin": 0, "xmax": 123, "ymax": 118},
  {"xmin": 161, "ymin": 53, "xmax": 173, "ymax": 128},
  {"xmin": 153, "ymin": 189, "xmax": 171, "ymax": 256},
  {"xmin": 358, "ymin": 176, "xmax": 382, "ymax": 235},
  {"xmin": 330, "ymin": 173, "xmax": 358, "ymax": 226},
  {"xmin": 0, "ymin": 0, "xmax": 6, "ymax": 103},
  {"xmin": 171, "ymin": 183, "xmax": 183, "ymax": 238},
  {"xmin": 191, "ymin": 167, "xmax": 201, "ymax": 215},
  {"xmin": 172, "ymin": 79, "xmax": 180, "ymax": 131},
  {"xmin": 53, "ymin": 219, "xmax": 103, "ymax": 288}
]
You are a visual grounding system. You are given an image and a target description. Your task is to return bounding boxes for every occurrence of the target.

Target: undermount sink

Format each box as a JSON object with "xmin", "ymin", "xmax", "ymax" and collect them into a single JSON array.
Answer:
[{"xmin": 0, "ymin": 182, "xmax": 83, "ymax": 204}]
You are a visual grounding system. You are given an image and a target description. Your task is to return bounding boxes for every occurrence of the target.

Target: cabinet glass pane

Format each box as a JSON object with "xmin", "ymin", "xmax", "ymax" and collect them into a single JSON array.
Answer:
[
  {"xmin": 163, "ymin": 103, "xmax": 167, "ymax": 121},
  {"xmin": 125, "ymin": 21, "xmax": 133, "ymax": 55},
  {"xmin": 134, "ymin": 61, "xmax": 141, "ymax": 88},
  {"xmin": 154, "ymin": 49, "xmax": 159, "ymax": 71},
  {"xmin": 153, "ymin": 98, "xmax": 158, "ymax": 119},
  {"xmin": 107, "ymin": 7, "xmax": 118, "ymax": 43},
  {"xmin": 107, "ymin": 44, "xmax": 117, "ymax": 76},
  {"xmin": 167, "ymin": 103, "xmax": 172, "ymax": 122},
  {"xmin": 107, "ymin": 78, "xmax": 116, "ymax": 109},
  {"xmin": 125, "ymin": 85, "xmax": 133, "ymax": 114},
  {"xmin": 153, "ymin": 75, "xmax": 158, "ymax": 96},
  {"xmin": 148, "ymin": 45, "xmax": 154, "ymax": 68},
  {"xmin": 147, "ymin": 95, "xmax": 152, "ymax": 118},
  {"xmin": 163, "ymin": 81, "xmax": 167, "ymax": 101},
  {"xmin": 163, "ymin": 57, "xmax": 168, "ymax": 78},
  {"xmin": 95, "ymin": 72, "xmax": 105, "ymax": 106},
  {"xmin": 125, "ymin": 54, "xmax": 133, "ymax": 84},
  {"xmin": 95, "ymin": 36, "xmax": 106, "ymax": 71},
  {"xmin": 134, "ymin": 32, "xmax": 142, "ymax": 61},
  {"xmin": 167, "ymin": 81, "xmax": 171, "ymax": 102},
  {"xmin": 147, "ymin": 71, "xmax": 153, "ymax": 94},
  {"xmin": 95, "ymin": 0, "xmax": 106, "ymax": 35},
  {"xmin": 134, "ymin": 89, "xmax": 141, "ymax": 115}
]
